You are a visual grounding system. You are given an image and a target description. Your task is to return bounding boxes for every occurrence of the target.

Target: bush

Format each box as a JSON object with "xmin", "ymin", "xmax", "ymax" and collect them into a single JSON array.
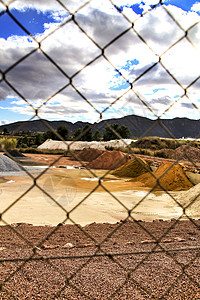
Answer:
[
  {"xmin": 130, "ymin": 137, "xmax": 186, "ymax": 151},
  {"xmin": 0, "ymin": 138, "xmax": 18, "ymax": 151},
  {"xmin": 18, "ymin": 147, "xmax": 73, "ymax": 155}
]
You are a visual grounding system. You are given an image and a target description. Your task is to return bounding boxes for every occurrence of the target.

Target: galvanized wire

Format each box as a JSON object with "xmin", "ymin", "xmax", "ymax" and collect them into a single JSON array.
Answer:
[{"xmin": 0, "ymin": 0, "xmax": 200, "ymax": 298}]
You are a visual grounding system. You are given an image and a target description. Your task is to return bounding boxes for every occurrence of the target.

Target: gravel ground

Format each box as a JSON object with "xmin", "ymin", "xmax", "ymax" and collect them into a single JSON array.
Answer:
[
  {"xmin": 0, "ymin": 166, "xmax": 47, "ymax": 177},
  {"xmin": 0, "ymin": 220, "xmax": 200, "ymax": 299}
]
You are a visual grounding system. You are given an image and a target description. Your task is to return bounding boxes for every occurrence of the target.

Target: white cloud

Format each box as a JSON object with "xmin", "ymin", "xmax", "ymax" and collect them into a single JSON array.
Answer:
[
  {"xmin": 10, "ymin": 99, "xmax": 26, "ymax": 105},
  {"xmin": 0, "ymin": 104, "xmax": 34, "ymax": 115},
  {"xmin": 161, "ymin": 39, "xmax": 200, "ymax": 87},
  {"xmin": 164, "ymin": 4, "xmax": 200, "ymax": 31},
  {"xmin": 191, "ymin": 2, "xmax": 200, "ymax": 12},
  {"xmin": 133, "ymin": 5, "xmax": 185, "ymax": 55},
  {"xmin": 75, "ymin": 0, "xmax": 130, "ymax": 48},
  {"xmin": 0, "ymin": 120, "xmax": 9, "ymax": 126},
  {"xmin": 0, "ymin": 0, "xmax": 200, "ymax": 122},
  {"xmin": 7, "ymin": 0, "xmax": 62, "ymax": 12},
  {"xmin": 0, "ymin": 35, "xmax": 38, "ymax": 72},
  {"xmin": 113, "ymin": 0, "xmax": 159, "ymax": 7}
]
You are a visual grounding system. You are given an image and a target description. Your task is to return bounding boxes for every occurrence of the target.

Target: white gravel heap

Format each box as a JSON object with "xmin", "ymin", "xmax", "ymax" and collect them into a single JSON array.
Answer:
[
  {"xmin": 176, "ymin": 183, "xmax": 200, "ymax": 214},
  {"xmin": 0, "ymin": 154, "xmax": 21, "ymax": 172},
  {"xmin": 38, "ymin": 139, "xmax": 134, "ymax": 151}
]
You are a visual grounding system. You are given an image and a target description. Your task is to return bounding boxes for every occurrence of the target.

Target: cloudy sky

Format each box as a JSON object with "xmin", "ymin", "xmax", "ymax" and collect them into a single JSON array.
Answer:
[{"xmin": 0, "ymin": 0, "xmax": 200, "ymax": 125}]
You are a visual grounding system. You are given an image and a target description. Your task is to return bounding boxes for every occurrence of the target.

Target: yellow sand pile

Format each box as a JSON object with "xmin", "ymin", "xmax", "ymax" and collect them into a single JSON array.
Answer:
[
  {"xmin": 130, "ymin": 162, "xmax": 193, "ymax": 191},
  {"xmin": 111, "ymin": 157, "xmax": 150, "ymax": 178}
]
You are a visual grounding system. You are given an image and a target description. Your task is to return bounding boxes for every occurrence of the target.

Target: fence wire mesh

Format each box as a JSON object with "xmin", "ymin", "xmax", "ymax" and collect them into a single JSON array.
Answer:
[{"xmin": 0, "ymin": 0, "xmax": 200, "ymax": 299}]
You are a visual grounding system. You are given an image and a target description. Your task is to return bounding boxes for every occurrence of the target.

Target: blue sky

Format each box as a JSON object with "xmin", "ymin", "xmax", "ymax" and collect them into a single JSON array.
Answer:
[{"xmin": 0, "ymin": 0, "xmax": 200, "ymax": 125}]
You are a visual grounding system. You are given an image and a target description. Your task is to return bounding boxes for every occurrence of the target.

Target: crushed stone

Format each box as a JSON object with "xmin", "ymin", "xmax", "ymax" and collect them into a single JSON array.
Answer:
[
  {"xmin": 174, "ymin": 145, "xmax": 200, "ymax": 162},
  {"xmin": 0, "ymin": 153, "xmax": 21, "ymax": 172},
  {"xmin": 176, "ymin": 182, "xmax": 200, "ymax": 207}
]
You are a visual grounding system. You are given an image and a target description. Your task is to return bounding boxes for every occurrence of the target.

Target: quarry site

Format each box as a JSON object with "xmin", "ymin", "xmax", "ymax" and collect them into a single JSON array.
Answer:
[
  {"xmin": 0, "ymin": 141, "xmax": 200, "ymax": 299},
  {"xmin": 1, "ymin": 140, "xmax": 200, "ymax": 225}
]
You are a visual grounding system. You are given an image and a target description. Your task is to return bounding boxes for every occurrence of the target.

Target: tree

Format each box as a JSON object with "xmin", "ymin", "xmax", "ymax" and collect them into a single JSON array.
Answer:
[
  {"xmin": 34, "ymin": 133, "xmax": 43, "ymax": 146},
  {"xmin": 57, "ymin": 125, "xmax": 68, "ymax": 140},
  {"xmin": 3, "ymin": 128, "xmax": 8, "ymax": 135},
  {"xmin": 103, "ymin": 124, "xmax": 130, "ymax": 141},
  {"xmin": 73, "ymin": 128, "xmax": 82, "ymax": 140},
  {"xmin": 103, "ymin": 124, "xmax": 120, "ymax": 141},
  {"xmin": 93, "ymin": 130, "xmax": 102, "ymax": 141},
  {"xmin": 43, "ymin": 130, "xmax": 57, "ymax": 140},
  {"xmin": 81, "ymin": 125, "xmax": 93, "ymax": 141},
  {"xmin": 118, "ymin": 125, "xmax": 130, "ymax": 139}
]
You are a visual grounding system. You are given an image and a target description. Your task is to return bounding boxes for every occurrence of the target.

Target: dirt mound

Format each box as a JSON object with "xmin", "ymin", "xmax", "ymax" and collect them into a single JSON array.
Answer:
[
  {"xmin": 131, "ymin": 162, "xmax": 193, "ymax": 191},
  {"xmin": 174, "ymin": 145, "xmax": 200, "ymax": 162},
  {"xmin": 76, "ymin": 148, "xmax": 104, "ymax": 162},
  {"xmin": 111, "ymin": 157, "xmax": 150, "ymax": 178},
  {"xmin": 0, "ymin": 153, "xmax": 21, "ymax": 172},
  {"xmin": 88, "ymin": 150, "xmax": 129, "ymax": 170},
  {"xmin": 4, "ymin": 150, "xmax": 26, "ymax": 158}
]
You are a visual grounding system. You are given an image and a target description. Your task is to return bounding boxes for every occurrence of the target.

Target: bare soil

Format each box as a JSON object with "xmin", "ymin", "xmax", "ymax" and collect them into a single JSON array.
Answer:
[
  {"xmin": 0, "ymin": 220, "xmax": 200, "ymax": 299},
  {"xmin": 1, "ymin": 152, "xmax": 200, "ymax": 299},
  {"xmin": 14, "ymin": 153, "xmax": 83, "ymax": 168},
  {"xmin": 15, "ymin": 152, "xmax": 200, "ymax": 173}
]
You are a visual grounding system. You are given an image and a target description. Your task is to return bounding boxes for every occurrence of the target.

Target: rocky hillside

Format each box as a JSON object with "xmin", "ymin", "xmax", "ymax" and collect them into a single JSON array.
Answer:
[{"xmin": 1, "ymin": 115, "xmax": 200, "ymax": 138}]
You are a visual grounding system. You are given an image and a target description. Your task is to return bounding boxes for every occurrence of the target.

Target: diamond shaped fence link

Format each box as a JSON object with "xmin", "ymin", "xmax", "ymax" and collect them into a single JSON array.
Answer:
[{"xmin": 0, "ymin": 0, "xmax": 200, "ymax": 298}]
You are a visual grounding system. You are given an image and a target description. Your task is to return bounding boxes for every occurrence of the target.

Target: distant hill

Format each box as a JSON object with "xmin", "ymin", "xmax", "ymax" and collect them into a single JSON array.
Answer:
[{"xmin": 1, "ymin": 115, "xmax": 200, "ymax": 138}]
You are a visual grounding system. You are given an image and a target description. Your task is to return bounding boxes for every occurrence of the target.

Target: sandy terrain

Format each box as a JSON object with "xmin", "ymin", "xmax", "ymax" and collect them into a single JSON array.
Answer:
[
  {"xmin": 0, "ymin": 166, "xmax": 188, "ymax": 226},
  {"xmin": 0, "ymin": 152, "xmax": 200, "ymax": 299},
  {"xmin": 0, "ymin": 152, "xmax": 199, "ymax": 226}
]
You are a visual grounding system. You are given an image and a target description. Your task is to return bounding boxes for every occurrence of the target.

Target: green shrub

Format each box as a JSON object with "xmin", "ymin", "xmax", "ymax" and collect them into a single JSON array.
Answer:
[
  {"xmin": 18, "ymin": 147, "xmax": 73, "ymax": 155},
  {"xmin": 0, "ymin": 138, "xmax": 18, "ymax": 151}
]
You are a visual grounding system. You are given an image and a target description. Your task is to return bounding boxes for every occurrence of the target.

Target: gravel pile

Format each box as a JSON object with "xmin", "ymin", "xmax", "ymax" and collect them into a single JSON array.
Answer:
[
  {"xmin": 0, "ymin": 154, "xmax": 43, "ymax": 176},
  {"xmin": 38, "ymin": 139, "xmax": 133, "ymax": 151},
  {"xmin": 174, "ymin": 145, "xmax": 200, "ymax": 162},
  {"xmin": 0, "ymin": 220, "xmax": 199, "ymax": 299},
  {"xmin": 176, "ymin": 182, "xmax": 200, "ymax": 208},
  {"xmin": 0, "ymin": 153, "xmax": 21, "ymax": 172}
]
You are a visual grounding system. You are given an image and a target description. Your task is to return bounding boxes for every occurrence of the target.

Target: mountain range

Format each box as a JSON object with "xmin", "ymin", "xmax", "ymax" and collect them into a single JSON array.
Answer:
[{"xmin": 0, "ymin": 115, "xmax": 200, "ymax": 138}]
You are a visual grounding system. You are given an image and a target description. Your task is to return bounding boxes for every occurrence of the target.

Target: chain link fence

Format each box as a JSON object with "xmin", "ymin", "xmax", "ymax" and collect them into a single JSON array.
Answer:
[{"xmin": 0, "ymin": 0, "xmax": 200, "ymax": 298}]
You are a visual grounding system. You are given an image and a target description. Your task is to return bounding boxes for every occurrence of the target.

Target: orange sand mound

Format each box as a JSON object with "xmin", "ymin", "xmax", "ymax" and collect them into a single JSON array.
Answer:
[
  {"xmin": 111, "ymin": 157, "xmax": 150, "ymax": 178},
  {"xmin": 88, "ymin": 150, "xmax": 129, "ymax": 170},
  {"xmin": 76, "ymin": 148, "xmax": 104, "ymax": 162},
  {"xmin": 130, "ymin": 162, "xmax": 193, "ymax": 191}
]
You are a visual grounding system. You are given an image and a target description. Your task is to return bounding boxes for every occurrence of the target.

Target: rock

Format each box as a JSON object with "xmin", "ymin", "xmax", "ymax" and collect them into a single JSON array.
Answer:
[{"xmin": 63, "ymin": 243, "xmax": 74, "ymax": 248}]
